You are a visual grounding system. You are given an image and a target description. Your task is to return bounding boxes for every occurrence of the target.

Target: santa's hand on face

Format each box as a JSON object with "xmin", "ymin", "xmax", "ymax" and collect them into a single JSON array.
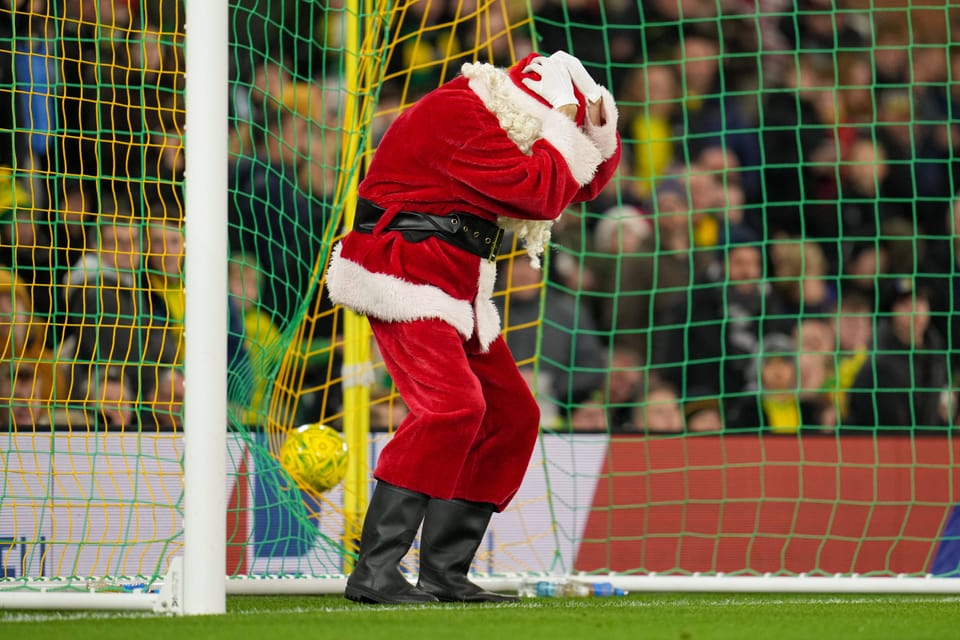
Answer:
[
  {"xmin": 549, "ymin": 51, "xmax": 603, "ymax": 103},
  {"xmin": 549, "ymin": 51, "xmax": 606, "ymax": 126},
  {"xmin": 518, "ymin": 55, "xmax": 579, "ymax": 120}
]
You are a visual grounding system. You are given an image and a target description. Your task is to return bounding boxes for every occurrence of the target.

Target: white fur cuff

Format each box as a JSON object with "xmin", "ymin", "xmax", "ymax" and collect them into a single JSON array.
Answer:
[{"xmin": 583, "ymin": 85, "xmax": 619, "ymax": 160}]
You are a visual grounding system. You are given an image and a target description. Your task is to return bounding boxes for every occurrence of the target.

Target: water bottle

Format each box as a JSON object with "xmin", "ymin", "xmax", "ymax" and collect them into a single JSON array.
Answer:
[{"xmin": 517, "ymin": 577, "xmax": 626, "ymax": 598}]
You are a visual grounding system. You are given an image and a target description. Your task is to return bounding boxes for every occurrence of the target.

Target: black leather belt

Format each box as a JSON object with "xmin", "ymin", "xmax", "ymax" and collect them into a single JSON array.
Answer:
[{"xmin": 353, "ymin": 197, "xmax": 503, "ymax": 262}]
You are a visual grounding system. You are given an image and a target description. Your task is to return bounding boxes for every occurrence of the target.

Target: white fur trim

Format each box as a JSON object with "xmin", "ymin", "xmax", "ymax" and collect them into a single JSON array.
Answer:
[
  {"xmin": 584, "ymin": 85, "xmax": 619, "ymax": 160},
  {"xmin": 325, "ymin": 242, "xmax": 503, "ymax": 351},
  {"xmin": 461, "ymin": 62, "xmax": 601, "ymax": 186},
  {"xmin": 538, "ymin": 108, "xmax": 602, "ymax": 185},
  {"xmin": 496, "ymin": 217, "xmax": 555, "ymax": 269},
  {"xmin": 474, "ymin": 259, "xmax": 501, "ymax": 349}
]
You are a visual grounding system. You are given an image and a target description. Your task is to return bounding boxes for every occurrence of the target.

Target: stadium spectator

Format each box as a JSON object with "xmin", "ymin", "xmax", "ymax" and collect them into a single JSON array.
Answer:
[
  {"xmin": 841, "ymin": 218, "xmax": 921, "ymax": 313},
  {"xmin": 25, "ymin": 178, "xmax": 96, "ymax": 328},
  {"xmin": 834, "ymin": 137, "xmax": 896, "ymax": 257},
  {"xmin": 229, "ymin": 95, "xmax": 325, "ymax": 326},
  {"xmin": 758, "ymin": 52, "xmax": 849, "ymax": 241},
  {"xmin": 0, "ymin": 269, "xmax": 47, "ymax": 362},
  {"xmin": 874, "ymin": 89, "xmax": 949, "ymax": 231},
  {"xmin": 11, "ymin": 3, "xmax": 57, "ymax": 181},
  {"xmin": 835, "ymin": 51, "xmax": 877, "ymax": 131},
  {"xmin": 588, "ymin": 178, "xmax": 712, "ymax": 361},
  {"xmin": 683, "ymin": 165, "xmax": 728, "ymax": 251},
  {"xmin": 656, "ymin": 224, "xmax": 790, "ymax": 418},
  {"xmin": 146, "ymin": 211, "xmax": 251, "ymax": 411},
  {"xmin": 144, "ymin": 215, "xmax": 186, "ymax": 364},
  {"xmin": 496, "ymin": 249, "xmax": 607, "ymax": 422},
  {"xmin": 284, "ymin": 80, "xmax": 342, "ymax": 204},
  {"xmin": 82, "ymin": 365, "xmax": 136, "ymax": 429},
  {"xmin": 693, "ymin": 145, "xmax": 747, "ymax": 227},
  {"xmin": 622, "ymin": 62, "xmax": 680, "ymax": 201},
  {"xmin": 845, "ymin": 279, "xmax": 953, "ymax": 431},
  {"xmin": 671, "ymin": 28, "xmax": 762, "ymax": 205},
  {"xmin": 793, "ymin": 316, "xmax": 835, "ymax": 427},
  {"xmin": 60, "ymin": 212, "xmax": 177, "ymax": 399},
  {"xmin": 135, "ymin": 22, "xmax": 184, "ymax": 100},
  {"xmin": 871, "ymin": 19, "xmax": 911, "ymax": 94},
  {"xmin": 58, "ymin": 0, "xmax": 142, "ymax": 185},
  {"xmin": 584, "ymin": 203, "xmax": 651, "ymax": 354},
  {"xmin": 143, "ymin": 365, "xmax": 185, "ymax": 431},
  {"xmin": 684, "ymin": 396, "xmax": 723, "ymax": 433},
  {"xmin": 776, "ymin": 0, "xmax": 867, "ymax": 54},
  {"xmin": 142, "ymin": 119, "xmax": 186, "ymax": 220},
  {"xmin": 605, "ymin": 343, "xmax": 645, "ymax": 433},
  {"xmin": 824, "ymin": 289, "xmax": 874, "ymax": 425},
  {"xmin": 631, "ymin": 377, "xmax": 684, "ymax": 435},
  {"xmin": 769, "ymin": 238, "xmax": 835, "ymax": 318},
  {"xmin": 228, "ymin": 251, "xmax": 329, "ymax": 422},
  {"xmin": 6, "ymin": 346, "xmax": 63, "ymax": 428},
  {"xmin": 0, "ymin": 267, "xmax": 62, "ymax": 425},
  {"xmin": 727, "ymin": 333, "xmax": 827, "ymax": 433},
  {"xmin": 565, "ymin": 395, "xmax": 609, "ymax": 433},
  {"xmin": 927, "ymin": 196, "xmax": 960, "ymax": 376},
  {"xmin": 230, "ymin": 56, "xmax": 293, "ymax": 155}
]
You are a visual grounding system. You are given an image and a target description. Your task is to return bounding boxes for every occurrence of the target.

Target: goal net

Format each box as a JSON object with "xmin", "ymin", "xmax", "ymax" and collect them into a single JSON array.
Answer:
[{"xmin": 1, "ymin": 0, "xmax": 959, "ymax": 610}]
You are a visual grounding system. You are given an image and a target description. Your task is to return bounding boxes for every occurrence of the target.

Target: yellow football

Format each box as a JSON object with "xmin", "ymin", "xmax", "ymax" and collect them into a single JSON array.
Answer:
[{"xmin": 279, "ymin": 423, "xmax": 349, "ymax": 493}]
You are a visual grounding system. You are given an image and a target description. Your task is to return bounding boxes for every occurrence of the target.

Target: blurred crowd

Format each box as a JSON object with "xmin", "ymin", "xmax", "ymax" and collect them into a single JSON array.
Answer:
[
  {"xmin": 1, "ymin": 0, "xmax": 958, "ymax": 434},
  {"xmin": 0, "ymin": 0, "xmax": 335, "ymax": 429},
  {"xmin": 515, "ymin": 0, "xmax": 960, "ymax": 434}
]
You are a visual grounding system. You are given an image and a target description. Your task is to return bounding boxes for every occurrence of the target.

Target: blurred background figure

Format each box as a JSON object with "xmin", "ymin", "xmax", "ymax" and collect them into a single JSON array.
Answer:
[
  {"xmin": 846, "ymin": 279, "xmax": 953, "ymax": 431},
  {"xmin": 793, "ymin": 317, "xmax": 835, "ymax": 427},
  {"xmin": 0, "ymin": 268, "xmax": 44, "ymax": 361},
  {"xmin": 60, "ymin": 210, "xmax": 177, "ymax": 401},
  {"xmin": 4, "ymin": 352, "xmax": 62, "ymax": 428},
  {"xmin": 228, "ymin": 251, "xmax": 329, "ymax": 424},
  {"xmin": 497, "ymin": 250, "xmax": 606, "ymax": 428},
  {"xmin": 727, "ymin": 333, "xmax": 826, "ymax": 433},
  {"xmin": 82, "ymin": 366, "xmax": 136, "ymax": 429},
  {"xmin": 143, "ymin": 365, "xmax": 185, "ymax": 430},
  {"xmin": 769, "ymin": 238, "xmax": 835, "ymax": 318},
  {"xmin": 825, "ymin": 290, "xmax": 874, "ymax": 426},
  {"xmin": 605, "ymin": 343, "xmax": 645, "ymax": 432},
  {"xmin": 657, "ymin": 224, "xmax": 790, "ymax": 420},
  {"xmin": 631, "ymin": 378, "xmax": 684, "ymax": 434}
]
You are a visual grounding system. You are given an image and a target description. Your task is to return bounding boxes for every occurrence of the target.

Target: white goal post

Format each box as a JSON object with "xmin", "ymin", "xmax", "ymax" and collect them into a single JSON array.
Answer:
[{"xmin": 0, "ymin": 0, "xmax": 228, "ymax": 615}]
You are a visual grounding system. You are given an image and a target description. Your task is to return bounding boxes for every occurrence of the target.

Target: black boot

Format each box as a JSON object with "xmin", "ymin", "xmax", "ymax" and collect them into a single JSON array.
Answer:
[
  {"xmin": 417, "ymin": 498, "xmax": 520, "ymax": 603},
  {"xmin": 344, "ymin": 482, "xmax": 439, "ymax": 604}
]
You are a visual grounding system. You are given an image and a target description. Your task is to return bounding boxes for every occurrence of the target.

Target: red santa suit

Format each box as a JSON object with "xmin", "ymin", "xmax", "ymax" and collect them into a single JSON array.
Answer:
[{"xmin": 326, "ymin": 54, "xmax": 620, "ymax": 511}]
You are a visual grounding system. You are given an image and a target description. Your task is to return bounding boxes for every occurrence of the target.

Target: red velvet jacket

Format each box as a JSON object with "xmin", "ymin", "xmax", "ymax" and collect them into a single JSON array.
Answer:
[{"xmin": 326, "ymin": 60, "xmax": 621, "ymax": 351}]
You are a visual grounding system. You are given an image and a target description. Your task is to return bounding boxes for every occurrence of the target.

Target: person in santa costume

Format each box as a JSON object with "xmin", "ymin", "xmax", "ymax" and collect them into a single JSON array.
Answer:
[{"xmin": 326, "ymin": 50, "xmax": 620, "ymax": 604}]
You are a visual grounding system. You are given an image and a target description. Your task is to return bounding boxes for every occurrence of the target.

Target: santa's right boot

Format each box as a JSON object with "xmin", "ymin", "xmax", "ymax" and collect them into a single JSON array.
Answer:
[{"xmin": 344, "ymin": 481, "xmax": 439, "ymax": 604}]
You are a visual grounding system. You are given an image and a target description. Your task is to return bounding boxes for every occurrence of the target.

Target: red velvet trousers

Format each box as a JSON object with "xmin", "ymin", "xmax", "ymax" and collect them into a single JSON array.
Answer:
[{"xmin": 368, "ymin": 317, "xmax": 540, "ymax": 512}]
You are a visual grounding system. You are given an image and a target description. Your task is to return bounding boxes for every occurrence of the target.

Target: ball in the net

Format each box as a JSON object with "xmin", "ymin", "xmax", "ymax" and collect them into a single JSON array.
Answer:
[{"xmin": 279, "ymin": 423, "xmax": 349, "ymax": 493}]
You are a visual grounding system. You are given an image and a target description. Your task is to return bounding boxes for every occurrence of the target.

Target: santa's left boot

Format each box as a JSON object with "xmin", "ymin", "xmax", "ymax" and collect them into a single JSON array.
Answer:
[{"xmin": 416, "ymin": 498, "xmax": 520, "ymax": 603}]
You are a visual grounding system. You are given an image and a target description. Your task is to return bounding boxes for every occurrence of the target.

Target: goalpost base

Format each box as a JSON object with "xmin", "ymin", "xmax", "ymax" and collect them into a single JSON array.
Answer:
[{"xmin": 0, "ymin": 557, "xmax": 184, "ymax": 613}]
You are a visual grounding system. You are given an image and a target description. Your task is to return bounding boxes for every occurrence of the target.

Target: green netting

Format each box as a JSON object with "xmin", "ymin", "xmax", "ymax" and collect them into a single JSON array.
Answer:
[{"xmin": 0, "ymin": 0, "xmax": 959, "ymax": 591}]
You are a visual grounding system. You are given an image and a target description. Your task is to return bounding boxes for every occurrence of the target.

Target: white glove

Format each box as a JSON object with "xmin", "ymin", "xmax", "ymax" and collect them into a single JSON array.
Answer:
[
  {"xmin": 520, "ymin": 56, "xmax": 577, "ymax": 109},
  {"xmin": 550, "ymin": 51, "xmax": 603, "ymax": 103}
]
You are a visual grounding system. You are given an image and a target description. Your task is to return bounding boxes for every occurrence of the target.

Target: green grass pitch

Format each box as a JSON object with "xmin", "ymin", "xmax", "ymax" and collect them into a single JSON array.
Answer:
[{"xmin": 1, "ymin": 593, "xmax": 957, "ymax": 639}]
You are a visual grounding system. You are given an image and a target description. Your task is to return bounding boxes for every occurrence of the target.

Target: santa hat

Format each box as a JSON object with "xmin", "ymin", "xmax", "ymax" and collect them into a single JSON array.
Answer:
[{"xmin": 507, "ymin": 52, "xmax": 587, "ymax": 127}]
